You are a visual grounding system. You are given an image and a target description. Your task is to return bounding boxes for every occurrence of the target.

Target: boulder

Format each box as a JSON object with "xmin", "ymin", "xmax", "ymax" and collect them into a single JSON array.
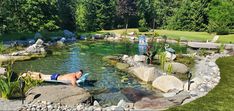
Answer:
[
  {"xmin": 133, "ymin": 55, "xmax": 146, "ymax": 62},
  {"xmin": 25, "ymin": 39, "xmax": 45, "ymax": 54},
  {"xmin": 116, "ymin": 63, "xmax": 130, "ymax": 70},
  {"xmin": 122, "ymin": 55, "xmax": 129, "ymax": 61},
  {"xmin": 64, "ymin": 30, "xmax": 75, "ymax": 38},
  {"xmin": 35, "ymin": 39, "xmax": 44, "ymax": 46},
  {"xmin": 129, "ymin": 66, "xmax": 159, "ymax": 82},
  {"xmin": 134, "ymin": 97, "xmax": 175, "ymax": 110},
  {"xmin": 26, "ymin": 85, "xmax": 91, "ymax": 106},
  {"xmin": 165, "ymin": 51, "xmax": 176, "ymax": 61},
  {"xmin": 0, "ymin": 67, "xmax": 6, "ymax": 75},
  {"xmin": 165, "ymin": 62, "xmax": 189, "ymax": 74},
  {"xmin": 152, "ymin": 75, "xmax": 184, "ymax": 92}
]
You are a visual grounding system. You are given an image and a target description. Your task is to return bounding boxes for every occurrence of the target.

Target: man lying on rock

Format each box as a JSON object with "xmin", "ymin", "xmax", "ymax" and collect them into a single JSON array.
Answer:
[{"xmin": 21, "ymin": 70, "xmax": 83, "ymax": 86}]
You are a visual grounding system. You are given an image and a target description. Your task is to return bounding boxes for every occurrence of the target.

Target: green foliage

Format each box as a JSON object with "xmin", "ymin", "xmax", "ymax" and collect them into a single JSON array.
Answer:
[
  {"xmin": 167, "ymin": 63, "xmax": 173, "ymax": 75},
  {"xmin": 159, "ymin": 52, "xmax": 166, "ymax": 71},
  {"xmin": 175, "ymin": 55, "xmax": 195, "ymax": 68},
  {"xmin": 218, "ymin": 43, "xmax": 225, "ymax": 53},
  {"xmin": 167, "ymin": 0, "xmax": 209, "ymax": 31},
  {"xmin": 208, "ymin": 0, "xmax": 234, "ymax": 35},
  {"xmin": 0, "ymin": 63, "xmax": 19, "ymax": 99},
  {"xmin": 1, "ymin": 0, "xmax": 233, "ymax": 35},
  {"xmin": 138, "ymin": 27, "xmax": 149, "ymax": 32},
  {"xmin": 21, "ymin": 75, "xmax": 42, "ymax": 92},
  {"xmin": 0, "ymin": 42, "xmax": 5, "ymax": 54}
]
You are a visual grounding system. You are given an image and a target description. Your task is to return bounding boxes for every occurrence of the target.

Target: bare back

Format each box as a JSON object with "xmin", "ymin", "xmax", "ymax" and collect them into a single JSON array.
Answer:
[{"xmin": 57, "ymin": 72, "xmax": 82, "ymax": 86}]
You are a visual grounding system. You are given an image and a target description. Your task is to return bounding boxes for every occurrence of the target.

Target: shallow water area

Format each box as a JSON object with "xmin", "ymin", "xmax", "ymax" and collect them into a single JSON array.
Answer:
[{"xmin": 13, "ymin": 41, "xmax": 161, "ymax": 106}]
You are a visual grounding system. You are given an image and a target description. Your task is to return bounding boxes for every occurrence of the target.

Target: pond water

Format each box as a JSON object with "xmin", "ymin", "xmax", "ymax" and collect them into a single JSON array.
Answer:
[{"xmin": 13, "ymin": 41, "xmax": 161, "ymax": 106}]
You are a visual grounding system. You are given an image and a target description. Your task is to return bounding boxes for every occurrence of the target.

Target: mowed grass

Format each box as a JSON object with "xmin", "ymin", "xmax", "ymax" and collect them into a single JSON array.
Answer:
[
  {"xmin": 100, "ymin": 28, "xmax": 234, "ymax": 43},
  {"xmin": 218, "ymin": 34, "xmax": 234, "ymax": 43},
  {"xmin": 167, "ymin": 56, "xmax": 234, "ymax": 111}
]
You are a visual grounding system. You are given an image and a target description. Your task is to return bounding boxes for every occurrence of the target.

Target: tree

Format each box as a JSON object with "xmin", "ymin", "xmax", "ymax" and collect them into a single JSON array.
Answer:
[
  {"xmin": 116, "ymin": 0, "xmax": 137, "ymax": 34},
  {"xmin": 208, "ymin": 0, "xmax": 234, "ymax": 35},
  {"xmin": 58, "ymin": 0, "xmax": 76, "ymax": 31},
  {"xmin": 21, "ymin": 0, "xmax": 59, "ymax": 32},
  {"xmin": 75, "ymin": 1, "xmax": 89, "ymax": 32},
  {"xmin": 166, "ymin": 0, "xmax": 210, "ymax": 31},
  {"xmin": 153, "ymin": 0, "xmax": 181, "ymax": 28},
  {"xmin": 95, "ymin": 0, "xmax": 116, "ymax": 30}
]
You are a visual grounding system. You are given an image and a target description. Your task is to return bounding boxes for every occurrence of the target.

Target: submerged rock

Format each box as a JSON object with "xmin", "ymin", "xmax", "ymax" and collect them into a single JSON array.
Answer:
[
  {"xmin": 116, "ymin": 63, "xmax": 130, "ymax": 70},
  {"xmin": 121, "ymin": 87, "xmax": 155, "ymax": 103},
  {"xmin": 152, "ymin": 75, "xmax": 184, "ymax": 93},
  {"xmin": 134, "ymin": 97, "xmax": 175, "ymax": 110},
  {"xmin": 26, "ymin": 85, "xmax": 91, "ymax": 106}
]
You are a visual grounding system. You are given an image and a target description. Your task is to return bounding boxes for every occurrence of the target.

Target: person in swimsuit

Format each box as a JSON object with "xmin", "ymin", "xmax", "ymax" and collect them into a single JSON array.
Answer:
[{"xmin": 21, "ymin": 70, "xmax": 83, "ymax": 86}]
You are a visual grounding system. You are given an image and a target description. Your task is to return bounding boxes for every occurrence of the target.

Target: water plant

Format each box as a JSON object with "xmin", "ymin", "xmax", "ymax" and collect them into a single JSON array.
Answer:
[
  {"xmin": 218, "ymin": 43, "xmax": 225, "ymax": 53},
  {"xmin": 0, "ymin": 63, "xmax": 19, "ymax": 99},
  {"xmin": 159, "ymin": 52, "xmax": 166, "ymax": 71},
  {"xmin": 21, "ymin": 74, "xmax": 42, "ymax": 92},
  {"xmin": 167, "ymin": 63, "xmax": 173, "ymax": 75},
  {"xmin": 0, "ymin": 42, "xmax": 5, "ymax": 54}
]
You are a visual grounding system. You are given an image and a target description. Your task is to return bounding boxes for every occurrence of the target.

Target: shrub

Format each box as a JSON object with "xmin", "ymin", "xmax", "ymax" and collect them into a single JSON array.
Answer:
[
  {"xmin": 138, "ymin": 27, "xmax": 149, "ymax": 32},
  {"xmin": 159, "ymin": 52, "xmax": 166, "ymax": 71},
  {"xmin": 167, "ymin": 63, "xmax": 173, "ymax": 75},
  {"xmin": 0, "ymin": 63, "xmax": 19, "ymax": 99},
  {"xmin": 0, "ymin": 42, "xmax": 5, "ymax": 54},
  {"xmin": 21, "ymin": 75, "xmax": 42, "ymax": 92}
]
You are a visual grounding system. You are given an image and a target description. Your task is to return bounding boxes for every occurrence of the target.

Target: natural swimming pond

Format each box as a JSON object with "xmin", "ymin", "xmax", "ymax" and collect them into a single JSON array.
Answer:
[
  {"xmin": 12, "ymin": 41, "xmax": 160, "ymax": 106},
  {"xmin": 12, "ymin": 41, "xmax": 188, "ymax": 106}
]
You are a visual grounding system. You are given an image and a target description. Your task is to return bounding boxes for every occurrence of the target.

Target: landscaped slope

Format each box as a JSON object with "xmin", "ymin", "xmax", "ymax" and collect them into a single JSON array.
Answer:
[{"xmin": 167, "ymin": 56, "xmax": 234, "ymax": 111}]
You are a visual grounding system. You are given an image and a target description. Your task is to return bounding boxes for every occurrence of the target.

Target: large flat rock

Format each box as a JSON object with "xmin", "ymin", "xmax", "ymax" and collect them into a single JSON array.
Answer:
[
  {"xmin": 26, "ymin": 85, "xmax": 91, "ymax": 106},
  {"xmin": 188, "ymin": 42, "xmax": 220, "ymax": 49},
  {"xmin": 129, "ymin": 66, "xmax": 159, "ymax": 82}
]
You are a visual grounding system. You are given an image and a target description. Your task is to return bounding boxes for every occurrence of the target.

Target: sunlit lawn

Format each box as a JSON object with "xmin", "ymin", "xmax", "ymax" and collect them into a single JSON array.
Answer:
[{"xmin": 100, "ymin": 28, "xmax": 234, "ymax": 43}]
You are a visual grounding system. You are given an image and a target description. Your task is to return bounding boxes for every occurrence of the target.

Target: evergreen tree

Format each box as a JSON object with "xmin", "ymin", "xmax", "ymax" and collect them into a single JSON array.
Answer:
[
  {"xmin": 167, "ymin": 0, "xmax": 210, "ymax": 31},
  {"xmin": 208, "ymin": 0, "xmax": 234, "ymax": 34}
]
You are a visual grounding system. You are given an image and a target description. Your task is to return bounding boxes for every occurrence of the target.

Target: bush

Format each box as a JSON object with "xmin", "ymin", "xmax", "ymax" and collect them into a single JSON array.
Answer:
[
  {"xmin": 138, "ymin": 27, "xmax": 149, "ymax": 32},
  {"xmin": 0, "ymin": 64, "xmax": 19, "ymax": 99},
  {"xmin": 216, "ymin": 27, "xmax": 229, "ymax": 35},
  {"xmin": 0, "ymin": 42, "xmax": 5, "ymax": 54}
]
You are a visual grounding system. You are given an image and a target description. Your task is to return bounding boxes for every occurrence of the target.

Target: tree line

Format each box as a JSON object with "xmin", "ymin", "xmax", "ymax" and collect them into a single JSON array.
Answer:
[{"xmin": 0, "ymin": 0, "xmax": 233, "ymax": 35}]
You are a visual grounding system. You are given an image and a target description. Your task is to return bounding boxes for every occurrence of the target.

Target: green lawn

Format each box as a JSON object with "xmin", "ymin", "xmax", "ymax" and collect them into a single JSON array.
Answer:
[
  {"xmin": 167, "ymin": 56, "xmax": 234, "ymax": 111},
  {"xmin": 218, "ymin": 34, "xmax": 234, "ymax": 43},
  {"xmin": 100, "ymin": 29, "xmax": 234, "ymax": 43}
]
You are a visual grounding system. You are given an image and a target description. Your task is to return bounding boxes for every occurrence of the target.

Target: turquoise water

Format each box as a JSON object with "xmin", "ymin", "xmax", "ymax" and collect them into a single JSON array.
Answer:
[{"xmin": 13, "ymin": 41, "xmax": 159, "ymax": 105}]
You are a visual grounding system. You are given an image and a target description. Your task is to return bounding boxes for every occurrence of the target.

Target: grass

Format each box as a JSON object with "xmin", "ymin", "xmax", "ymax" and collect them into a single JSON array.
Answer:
[
  {"xmin": 99, "ymin": 28, "xmax": 234, "ymax": 43},
  {"xmin": 218, "ymin": 34, "xmax": 234, "ymax": 43},
  {"xmin": 167, "ymin": 56, "xmax": 234, "ymax": 111}
]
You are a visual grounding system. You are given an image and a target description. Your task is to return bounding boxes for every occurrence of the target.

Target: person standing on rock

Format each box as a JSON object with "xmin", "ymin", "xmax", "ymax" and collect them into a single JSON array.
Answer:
[{"xmin": 21, "ymin": 70, "xmax": 83, "ymax": 86}]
